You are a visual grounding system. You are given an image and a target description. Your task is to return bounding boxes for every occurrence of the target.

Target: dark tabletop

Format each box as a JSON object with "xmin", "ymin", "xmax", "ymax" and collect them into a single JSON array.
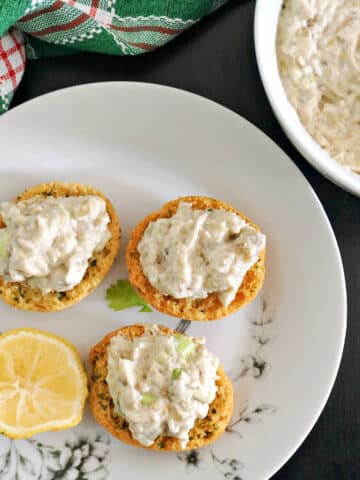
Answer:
[{"xmin": 11, "ymin": 1, "xmax": 360, "ymax": 478}]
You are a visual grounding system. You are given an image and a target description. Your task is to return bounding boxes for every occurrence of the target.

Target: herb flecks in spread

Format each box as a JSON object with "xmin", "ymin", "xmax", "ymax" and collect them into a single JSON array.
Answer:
[
  {"xmin": 137, "ymin": 202, "xmax": 265, "ymax": 307},
  {"xmin": 0, "ymin": 195, "xmax": 111, "ymax": 293},
  {"xmin": 106, "ymin": 325, "xmax": 219, "ymax": 448},
  {"xmin": 277, "ymin": 0, "xmax": 360, "ymax": 173}
]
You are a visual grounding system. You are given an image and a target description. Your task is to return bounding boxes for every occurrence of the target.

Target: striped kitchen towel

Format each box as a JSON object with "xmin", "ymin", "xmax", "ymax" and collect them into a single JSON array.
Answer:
[{"xmin": 0, "ymin": 0, "xmax": 228, "ymax": 115}]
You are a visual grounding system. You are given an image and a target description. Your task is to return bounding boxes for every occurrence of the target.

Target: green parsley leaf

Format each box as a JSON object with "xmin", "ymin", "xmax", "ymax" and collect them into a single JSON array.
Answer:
[{"xmin": 106, "ymin": 279, "xmax": 152, "ymax": 313}]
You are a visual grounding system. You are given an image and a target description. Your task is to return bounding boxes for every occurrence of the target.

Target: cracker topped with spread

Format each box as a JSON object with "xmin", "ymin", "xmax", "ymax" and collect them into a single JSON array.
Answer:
[
  {"xmin": 89, "ymin": 324, "xmax": 233, "ymax": 451},
  {"xmin": 126, "ymin": 196, "xmax": 265, "ymax": 321},
  {"xmin": 0, "ymin": 182, "xmax": 120, "ymax": 311}
]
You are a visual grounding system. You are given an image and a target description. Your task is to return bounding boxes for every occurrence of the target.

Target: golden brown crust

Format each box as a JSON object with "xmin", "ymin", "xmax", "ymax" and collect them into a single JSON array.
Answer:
[
  {"xmin": 126, "ymin": 196, "xmax": 265, "ymax": 321},
  {"xmin": 89, "ymin": 324, "xmax": 233, "ymax": 451},
  {"xmin": 0, "ymin": 182, "xmax": 120, "ymax": 312}
]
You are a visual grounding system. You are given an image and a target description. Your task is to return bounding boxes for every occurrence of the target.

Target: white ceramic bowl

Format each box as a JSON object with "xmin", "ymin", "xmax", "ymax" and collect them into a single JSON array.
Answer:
[{"xmin": 254, "ymin": 0, "xmax": 360, "ymax": 197}]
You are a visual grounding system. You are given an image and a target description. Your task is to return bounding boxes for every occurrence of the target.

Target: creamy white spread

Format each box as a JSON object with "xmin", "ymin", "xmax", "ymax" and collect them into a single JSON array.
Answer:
[
  {"xmin": 106, "ymin": 325, "xmax": 219, "ymax": 447},
  {"xmin": 137, "ymin": 202, "xmax": 265, "ymax": 307},
  {"xmin": 0, "ymin": 195, "xmax": 111, "ymax": 293},
  {"xmin": 276, "ymin": 0, "xmax": 360, "ymax": 173}
]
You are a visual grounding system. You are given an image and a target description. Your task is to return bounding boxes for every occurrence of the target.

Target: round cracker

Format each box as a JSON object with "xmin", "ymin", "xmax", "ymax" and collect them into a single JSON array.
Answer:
[
  {"xmin": 126, "ymin": 196, "xmax": 265, "ymax": 321},
  {"xmin": 89, "ymin": 324, "xmax": 233, "ymax": 451},
  {"xmin": 0, "ymin": 182, "xmax": 120, "ymax": 312}
]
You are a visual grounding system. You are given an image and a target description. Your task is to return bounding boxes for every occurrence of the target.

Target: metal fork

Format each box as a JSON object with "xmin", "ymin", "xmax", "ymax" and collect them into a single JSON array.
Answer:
[{"xmin": 175, "ymin": 319, "xmax": 191, "ymax": 334}]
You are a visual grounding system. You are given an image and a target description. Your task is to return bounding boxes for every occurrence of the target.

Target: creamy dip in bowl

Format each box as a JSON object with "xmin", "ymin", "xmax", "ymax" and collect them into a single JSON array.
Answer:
[{"xmin": 255, "ymin": 0, "xmax": 360, "ymax": 196}]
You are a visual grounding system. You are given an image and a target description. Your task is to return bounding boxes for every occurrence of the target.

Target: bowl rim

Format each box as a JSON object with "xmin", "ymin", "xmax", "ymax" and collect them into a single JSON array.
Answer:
[{"xmin": 254, "ymin": 0, "xmax": 360, "ymax": 197}]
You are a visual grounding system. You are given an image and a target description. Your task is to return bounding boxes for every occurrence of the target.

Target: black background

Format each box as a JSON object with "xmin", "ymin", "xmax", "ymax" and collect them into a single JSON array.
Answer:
[{"xmin": 11, "ymin": 1, "xmax": 360, "ymax": 478}]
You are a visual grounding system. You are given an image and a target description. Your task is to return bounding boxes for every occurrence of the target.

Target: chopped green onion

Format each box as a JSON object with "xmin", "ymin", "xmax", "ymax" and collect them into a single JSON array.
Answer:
[
  {"xmin": 174, "ymin": 335, "xmax": 195, "ymax": 359},
  {"xmin": 141, "ymin": 392, "xmax": 156, "ymax": 405},
  {"xmin": 0, "ymin": 229, "xmax": 10, "ymax": 261},
  {"xmin": 172, "ymin": 368, "xmax": 182, "ymax": 380},
  {"xmin": 156, "ymin": 351, "xmax": 170, "ymax": 366}
]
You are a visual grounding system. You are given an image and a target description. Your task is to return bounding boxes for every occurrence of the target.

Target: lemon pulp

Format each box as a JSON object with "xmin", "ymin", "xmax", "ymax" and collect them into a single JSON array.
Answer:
[{"xmin": 0, "ymin": 328, "xmax": 88, "ymax": 438}]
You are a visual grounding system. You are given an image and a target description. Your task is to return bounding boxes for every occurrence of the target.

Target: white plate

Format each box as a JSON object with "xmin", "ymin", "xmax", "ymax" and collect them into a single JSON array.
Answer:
[
  {"xmin": 254, "ymin": 0, "xmax": 360, "ymax": 197},
  {"xmin": 0, "ymin": 83, "xmax": 346, "ymax": 480}
]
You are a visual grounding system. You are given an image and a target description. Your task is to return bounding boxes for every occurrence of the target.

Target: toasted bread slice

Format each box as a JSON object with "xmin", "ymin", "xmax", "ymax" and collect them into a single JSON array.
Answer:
[
  {"xmin": 126, "ymin": 196, "xmax": 265, "ymax": 321},
  {"xmin": 89, "ymin": 324, "xmax": 233, "ymax": 451},
  {"xmin": 0, "ymin": 182, "xmax": 120, "ymax": 312}
]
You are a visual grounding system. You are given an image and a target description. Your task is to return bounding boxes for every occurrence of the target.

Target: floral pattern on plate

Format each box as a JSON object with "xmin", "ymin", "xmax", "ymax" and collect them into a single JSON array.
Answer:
[
  {"xmin": 175, "ymin": 297, "xmax": 277, "ymax": 479},
  {"xmin": 0, "ymin": 433, "xmax": 110, "ymax": 480}
]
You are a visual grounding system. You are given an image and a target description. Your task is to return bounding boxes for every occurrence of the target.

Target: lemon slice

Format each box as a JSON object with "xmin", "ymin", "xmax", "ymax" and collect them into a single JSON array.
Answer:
[{"xmin": 0, "ymin": 328, "xmax": 88, "ymax": 439}]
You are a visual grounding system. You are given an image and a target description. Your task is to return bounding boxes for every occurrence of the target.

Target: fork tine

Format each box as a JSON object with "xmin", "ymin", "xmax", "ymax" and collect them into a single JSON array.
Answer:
[
  {"xmin": 175, "ymin": 319, "xmax": 191, "ymax": 334},
  {"xmin": 175, "ymin": 319, "xmax": 184, "ymax": 332}
]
